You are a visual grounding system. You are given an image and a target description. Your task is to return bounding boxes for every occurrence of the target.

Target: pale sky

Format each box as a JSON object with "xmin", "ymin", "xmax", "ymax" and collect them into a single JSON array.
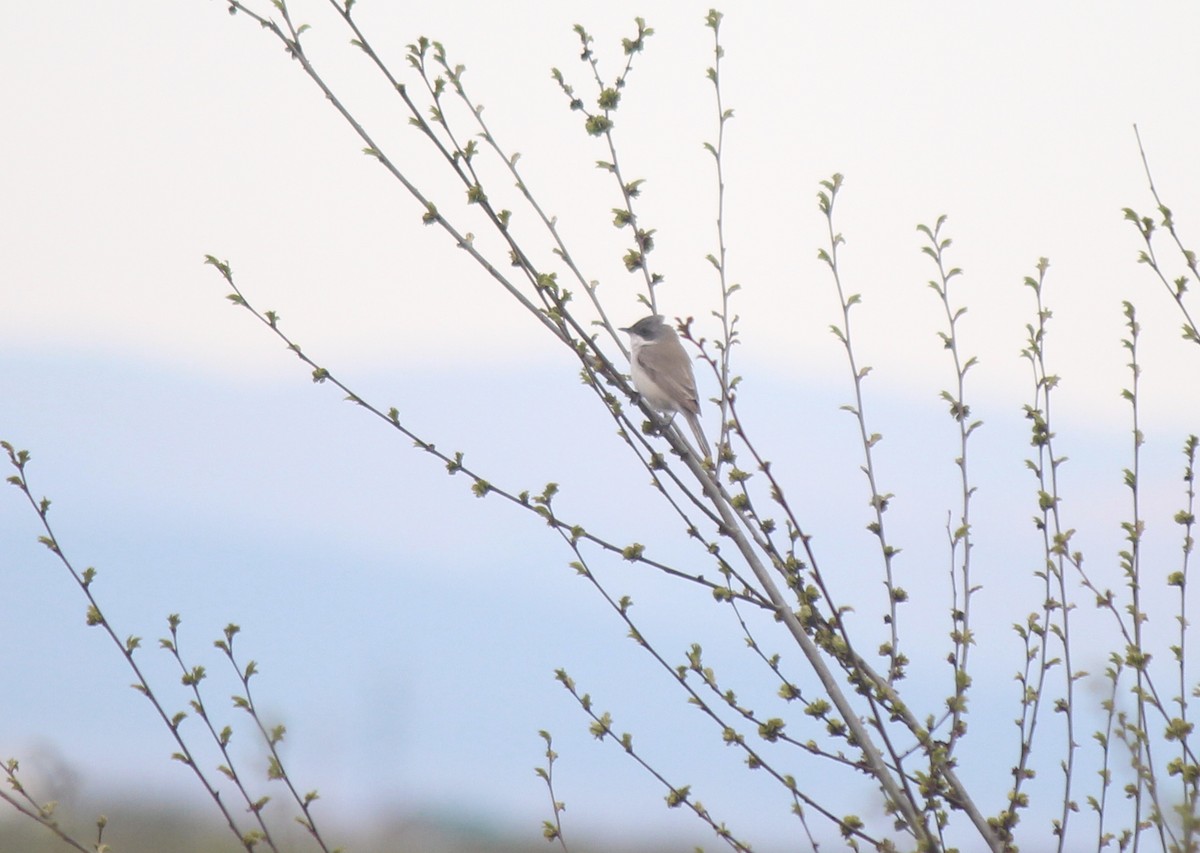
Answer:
[{"xmin": 3, "ymin": 3, "xmax": 1199, "ymax": 850}]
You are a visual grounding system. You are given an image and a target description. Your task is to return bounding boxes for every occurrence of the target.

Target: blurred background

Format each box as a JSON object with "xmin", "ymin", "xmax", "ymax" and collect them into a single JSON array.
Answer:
[{"xmin": 3, "ymin": 2, "xmax": 1199, "ymax": 851}]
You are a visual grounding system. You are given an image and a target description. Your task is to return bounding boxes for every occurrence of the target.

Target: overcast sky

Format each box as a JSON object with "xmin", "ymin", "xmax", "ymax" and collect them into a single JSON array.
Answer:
[{"xmin": 3, "ymin": 3, "xmax": 1199, "ymax": 851}]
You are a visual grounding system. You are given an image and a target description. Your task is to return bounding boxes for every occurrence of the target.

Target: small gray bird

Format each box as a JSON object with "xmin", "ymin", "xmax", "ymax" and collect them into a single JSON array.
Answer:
[{"xmin": 620, "ymin": 315, "xmax": 710, "ymax": 459}]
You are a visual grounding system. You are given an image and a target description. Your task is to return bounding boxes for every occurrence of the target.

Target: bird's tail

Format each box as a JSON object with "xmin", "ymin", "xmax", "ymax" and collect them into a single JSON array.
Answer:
[{"xmin": 684, "ymin": 411, "xmax": 711, "ymax": 462}]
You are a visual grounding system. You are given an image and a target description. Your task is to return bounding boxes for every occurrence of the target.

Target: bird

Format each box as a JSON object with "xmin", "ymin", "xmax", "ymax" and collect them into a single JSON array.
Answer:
[{"xmin": 620, "ymin": 314, "xmax": 710, "ymax": 460}]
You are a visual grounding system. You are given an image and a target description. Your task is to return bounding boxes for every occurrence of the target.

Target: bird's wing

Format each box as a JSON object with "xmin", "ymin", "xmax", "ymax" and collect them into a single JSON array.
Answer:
[{"xmin": 635, "ymin": 345, "xmax": 701, "ymax": 415}]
